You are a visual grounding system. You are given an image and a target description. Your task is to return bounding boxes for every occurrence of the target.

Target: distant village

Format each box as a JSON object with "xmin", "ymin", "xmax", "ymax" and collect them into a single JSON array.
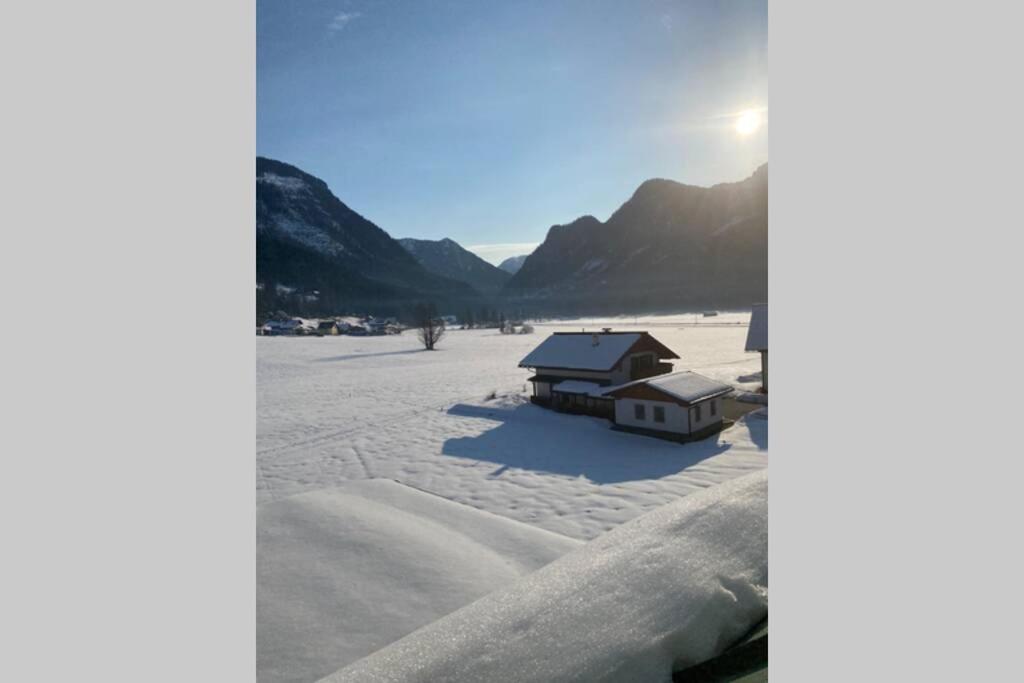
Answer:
[{"xmin": 259, "ymin": 313, "xmax": 535, "ymax": 337}]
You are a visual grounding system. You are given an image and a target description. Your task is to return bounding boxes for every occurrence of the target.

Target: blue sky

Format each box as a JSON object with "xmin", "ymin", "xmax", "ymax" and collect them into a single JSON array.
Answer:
[{"xmin": 258, "ymin": 0, "xmax": 767, "ymax": 264}]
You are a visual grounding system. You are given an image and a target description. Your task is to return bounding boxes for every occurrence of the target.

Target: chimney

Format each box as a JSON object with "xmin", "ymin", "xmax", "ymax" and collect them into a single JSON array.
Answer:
[{"xmin": 592, "ymin": 333, "xmax": 599, "ymax": 346}]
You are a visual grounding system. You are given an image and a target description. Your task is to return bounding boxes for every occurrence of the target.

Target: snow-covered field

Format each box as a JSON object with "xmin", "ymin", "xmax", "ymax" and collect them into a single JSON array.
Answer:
[
  {"xmin": 257, "ymin": 313, "xmax": 768, "ymax": 681},
  {"xmin": 322, "ymin": 471, "xmax": 768, "ymax": 683},
  {"xmin": 257, "ymin": 313, "xmax": 766, "ymax": 541}
]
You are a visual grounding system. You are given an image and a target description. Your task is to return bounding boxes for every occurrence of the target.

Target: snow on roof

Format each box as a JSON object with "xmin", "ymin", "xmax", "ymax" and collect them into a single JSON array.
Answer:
[
  {"xmin": 611, "ymin": 371, "xmax": 734, "ymax": 404},
  {"xmin": 518, "ymin": 332, "xmax": 642, "ymax": 371},
  {"xmin": 319, "ymin": 470, "xmax": 768, "ymax": 683},
  {"xmin": 551, "ymin": 380, "xmax": 607, "ymax": 396},
  {"xmin": 745, "ymin": 304, "xmax": 767, "ymax": 351}
]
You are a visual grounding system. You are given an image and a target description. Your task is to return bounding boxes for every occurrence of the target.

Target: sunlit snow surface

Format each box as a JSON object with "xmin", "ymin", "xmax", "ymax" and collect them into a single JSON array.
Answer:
[
  {"xmin": 257, "ymin": 313, "xmax": 767, "ymax": 541},
  {"xmin": 320, "ymin": 470, "xmax": 768, "ymax": 683},
  {"xmin": 258, "ymin": 479, "xmax": 582, "ymax": 682}
]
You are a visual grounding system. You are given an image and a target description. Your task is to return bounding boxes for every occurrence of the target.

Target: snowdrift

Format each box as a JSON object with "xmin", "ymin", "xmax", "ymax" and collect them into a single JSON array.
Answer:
[
  {"xmin": 320, "ymin": 470, "xmax": 768, "ymax": 683},
  {"xmin": 258, "ymin": 479, "xmax": 582, "ymax": 683}
]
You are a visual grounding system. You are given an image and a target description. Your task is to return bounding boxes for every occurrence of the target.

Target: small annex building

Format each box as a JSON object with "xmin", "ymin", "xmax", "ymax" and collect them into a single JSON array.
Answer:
[
  {"xmin": 605, "ymin": 371, "xmax": 734, "ymax": 441},
  {"xmin": 745, "ymin": 304, "xmax": 767, "ymax": 392},
  {"xmin": 518, "ymin": 331, "xmax": 679, "ymax": 418}
]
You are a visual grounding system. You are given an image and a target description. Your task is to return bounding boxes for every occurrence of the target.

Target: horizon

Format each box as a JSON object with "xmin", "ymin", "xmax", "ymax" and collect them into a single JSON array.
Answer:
[{"xmin": 258, "ymin": 1, "xmax": 767, "ymax": 265}]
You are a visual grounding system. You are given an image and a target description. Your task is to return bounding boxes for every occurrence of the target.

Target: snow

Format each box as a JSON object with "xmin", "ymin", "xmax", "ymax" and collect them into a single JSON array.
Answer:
[
  {"xmin": 271, "ymin": 215, "xmax": 347, "ymax": 257},
  {"xmin": 711, "ymin": 213, "xmax": 752, "ymax": 237},
  {"xmin": 258, "ymin": 172, "xmax": 308, "ymax": 194},
  {"xmin": 611, "ymin": 371, "xmax": 734, "ymax": 404},
  {"xmin": 258, "ymin": 479, "xmax": 580, "ymax": 683},
  {"xmin": 519, "ymin": 332, "xmax": 643, "ymax": 371},
  {"xmin": 745, "ymin": 304, "xmax": 767, "ymax": 351},
  {"xmin": 551, "ymin": 380, "xmax": 606, "ymax": 396},
  {"xmin": 258, "ymin": 315, "xmax": 767, "ymax": 680},
  {"xmin": 258, "ymin": 317, "xmax": 767, "ymax": 541},
  {"xmin": 319, "ymin": 470, "xmax": 768, "ymax": 683}
]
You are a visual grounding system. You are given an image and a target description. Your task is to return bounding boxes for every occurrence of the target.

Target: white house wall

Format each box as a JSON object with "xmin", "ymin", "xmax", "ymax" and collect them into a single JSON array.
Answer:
[
  {"xmin": 533, "ymin": 368, "xmax": 615, "ymax": 383},
  {"xmin": 614, "ymin": 398, "xmax": 689, "ymax": 434},
  {"xmin": 613, "ymin": 396, "xmax": 724, "ymax": 435},
  {"xmin": 530, "ymin": 351, "xmax": 668, "ymax": 388},
  {"xmin": 687, "ymin": 398, "xmax": 723, "ymax": 433}
]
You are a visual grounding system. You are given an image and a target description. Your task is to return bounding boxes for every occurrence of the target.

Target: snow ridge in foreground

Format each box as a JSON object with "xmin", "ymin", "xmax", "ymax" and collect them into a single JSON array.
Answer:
[
  {"xmin": 320, "ymin": 470, "xmax": 768, "ymax": 683},
  {"xmin": 258, "ymin": 480, "xmax": 581, "ymax": 682}
]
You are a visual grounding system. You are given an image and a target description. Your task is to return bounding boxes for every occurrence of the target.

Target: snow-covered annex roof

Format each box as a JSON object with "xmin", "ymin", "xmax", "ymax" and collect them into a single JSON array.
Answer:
[
  {"xmin": 519, "ymin": 332, "xmax": 678, "ymax": 371},
  {"xmin": 745, "ymin": 304, "xmax": 767, "ymax": 351},
  {"xmin": 608, "ymin": 371, "xmax": 734, "ymax": 405}
]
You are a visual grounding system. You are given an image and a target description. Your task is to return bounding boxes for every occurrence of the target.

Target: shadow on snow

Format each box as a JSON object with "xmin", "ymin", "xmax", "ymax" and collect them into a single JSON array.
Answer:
[
  {"xmin": 442, "ymin": 402, "xmax": 733, "ymax": 484},
  {"xmin": 313, "ymin": 349, "xmax": 426, "ymax": 363}
]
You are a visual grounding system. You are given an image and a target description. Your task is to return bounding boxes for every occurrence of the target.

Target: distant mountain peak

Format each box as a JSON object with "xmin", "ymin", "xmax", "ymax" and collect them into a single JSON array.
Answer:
[
  {"xmin": 497, "ymin": 254, "xmax": 529, "ymax": 275},
  {"xmin": 256, "ymin": 157, "xmax": 473, "ymax": 315},
  {"xmin": 505, "ymin": 165, "xmax": 767, "ymax": 312},
  {"xmin": 398, "ymin": 237, "xmax": 511, "ymax": 294}
]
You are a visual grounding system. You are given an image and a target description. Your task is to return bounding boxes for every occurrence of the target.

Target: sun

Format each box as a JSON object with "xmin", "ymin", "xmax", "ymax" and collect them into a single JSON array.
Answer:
[{"xmin": 735, "ymin": 110, "xmax": 763, "ymax": 136}]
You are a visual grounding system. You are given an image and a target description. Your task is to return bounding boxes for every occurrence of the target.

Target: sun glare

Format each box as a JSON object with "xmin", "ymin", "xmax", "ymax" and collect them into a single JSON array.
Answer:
[{"xmin": 735, "ymin": 110, "xmax": 763, "ymax": 136}]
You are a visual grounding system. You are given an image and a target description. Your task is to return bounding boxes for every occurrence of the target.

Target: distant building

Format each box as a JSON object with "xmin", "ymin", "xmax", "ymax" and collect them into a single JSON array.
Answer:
[
  {"xmin": 317, "ymin": 320, "xmax": 341, "ymax": 336},
  {"xmin": 605, "ymin": 371, "xmax": 733, "ymax": 441},
  {"xmin": 519, "ymin": 331, "xmax": 679, "ymax": 418},
  {"xmin": 744, "ymin": 304, "xmax": 768, "ymax": 392},
  {"xmin": 261, "ymin": 319, "xmax": 302, "ymax": 336}
]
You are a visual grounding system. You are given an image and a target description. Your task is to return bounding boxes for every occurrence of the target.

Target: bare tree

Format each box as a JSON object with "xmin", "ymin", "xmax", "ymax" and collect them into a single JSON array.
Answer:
[{"xmin": 414, "ymin": 302, "xmax": 446, "ymax": 350}]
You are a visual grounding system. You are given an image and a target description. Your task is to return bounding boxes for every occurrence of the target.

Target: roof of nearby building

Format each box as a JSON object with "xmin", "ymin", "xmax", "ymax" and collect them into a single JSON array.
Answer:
[
  {"xmin": 317, "ymin": 320, "xmax": 337, "ymax": 329},
  {"xmin": 745, "ymin": 304, "xmax": 767, "ymax": 351},
  {"xmin": 518, "ymin": 332, "xmax": 678, "ymax": 371},
  {"xmin": 551, "ymin": 380, "xmax": 609, "ymax": 397},
  {"xmin": 607, "ymin": 371, "xmax": 734, "ymax": 404}
]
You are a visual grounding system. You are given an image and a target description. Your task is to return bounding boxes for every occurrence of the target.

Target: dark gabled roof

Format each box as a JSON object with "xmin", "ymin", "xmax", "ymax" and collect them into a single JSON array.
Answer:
[{"xmin": 519, "ymin": 331, "xmax": 679, "ymax": 372}]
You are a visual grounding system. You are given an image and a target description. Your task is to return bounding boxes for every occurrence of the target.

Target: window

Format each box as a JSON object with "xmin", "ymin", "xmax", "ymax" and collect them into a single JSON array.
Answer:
[
  {"xmin": 693, "ymin": 405, "xmax": 702, "ymax": 422},
  {"xmin": 710, "ymin": 400, "xmax": 717, "ymax": 417},
  {"xmin": 653, "ymin": 406, "xmax": 665, "ymax": 423},
  {"xmin": 634, "ymin": 404, "xmax": 646, "ymax": 420}
]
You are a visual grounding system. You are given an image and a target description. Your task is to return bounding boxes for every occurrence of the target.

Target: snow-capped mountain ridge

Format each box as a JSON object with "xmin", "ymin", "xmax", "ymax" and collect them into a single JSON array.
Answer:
[{"xmin": 256, "ymin": 157, "xmax": 473, "ymax": 311}]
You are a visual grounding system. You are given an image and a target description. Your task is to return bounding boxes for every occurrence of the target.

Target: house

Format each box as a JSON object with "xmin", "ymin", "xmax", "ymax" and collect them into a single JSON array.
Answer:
[
  {"xmin": 365, "ymin": 317, "xmax": 399, "ymax": 335},
  {"xmin": 261, "ymin": 319, "xmax": 302, "ymax": 336},
  {"xmin": 316, "ymin": 320, "xmax": 341, "ymax": 336},
  {"xmin": 745, "ymin": 304, "xmax": 767, "ymax": 392},
  {"xmin": 519, "ymin": 330, "xmax": 680, "ymax": 417},
  {"xmin": 604, "ymin": 371, "xmax": 734, "ymax": 441}
]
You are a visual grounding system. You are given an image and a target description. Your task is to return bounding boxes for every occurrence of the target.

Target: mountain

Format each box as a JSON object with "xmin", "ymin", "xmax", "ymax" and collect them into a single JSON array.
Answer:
[
  {"xmin": 256, "ymin": 157, "xmax": 473, "ymax": 315},
  {"xmin": 398, "ymin": 238, "xmax": 511, "ymax": 294},
  {"xmin": 505, "ymin": 164, "xmax": 768, "ymax": 314},
  {"xmin": 497, "ymin": 254, "xmax": 529, "ymax": 275}
]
